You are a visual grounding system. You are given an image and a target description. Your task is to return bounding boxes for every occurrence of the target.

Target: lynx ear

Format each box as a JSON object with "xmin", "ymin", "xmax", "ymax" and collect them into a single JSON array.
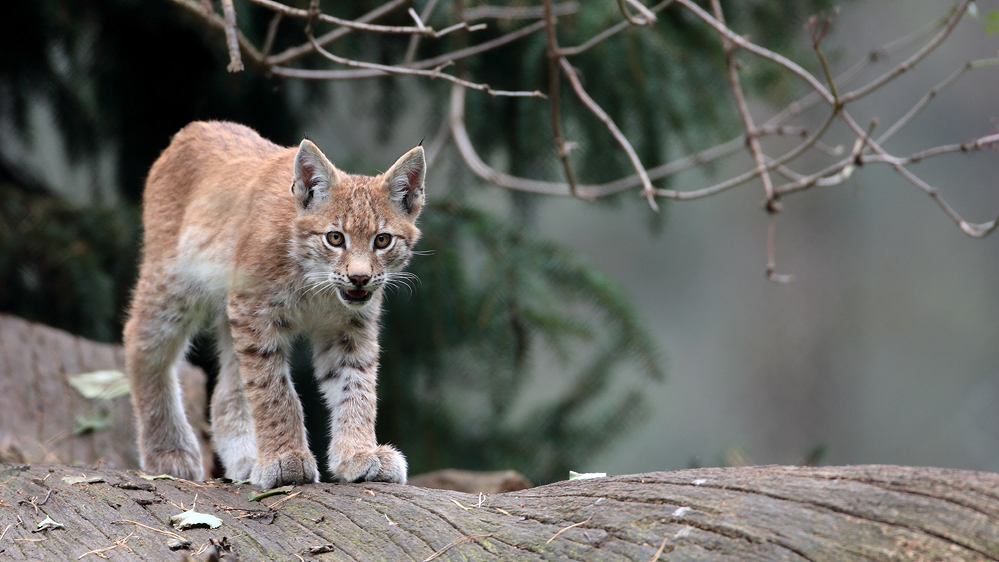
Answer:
[
  {"xmin": 292, "ymin": 139, "xmax": 339, "ymax": 211},
  {"xmin": 382, "ymin": 146, "xmax": 425, "ymax": 218}
]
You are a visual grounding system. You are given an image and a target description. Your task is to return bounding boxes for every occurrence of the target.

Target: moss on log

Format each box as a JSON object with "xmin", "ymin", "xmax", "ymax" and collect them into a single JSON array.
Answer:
[{"xmin": 1, "ymin": 463, "xmax": 997, "ymax": 561}]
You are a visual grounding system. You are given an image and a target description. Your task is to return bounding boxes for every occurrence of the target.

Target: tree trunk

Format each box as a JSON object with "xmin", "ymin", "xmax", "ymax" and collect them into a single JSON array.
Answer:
[{"xmin": 1, "ymin": 463, "xmax": 996, "ymax": 561}]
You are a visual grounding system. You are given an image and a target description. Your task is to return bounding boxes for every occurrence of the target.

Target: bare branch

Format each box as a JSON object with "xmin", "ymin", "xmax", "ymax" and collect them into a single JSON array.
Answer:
[
  {"xmin": 260, "ymin": 13, "xmax": 283, "ymax": 58},
  {"xmin": 617, "ymin": 0, "xmax": 657, "ymax": 25},
  {"xmin": 244, "ymin": 0, "xmax": 435, "ymax": 35},
  {"xmin": 543, "ymin": 0, "xmax": 579, "ymax": 196},
  {"xmin": 766, "ymin": 215, "xmax": 794, "ymax": 283},
  {"xmin": 673, "ymin": 0, "xmax": 835, "ymax": 105},
  {"xmin": 560, "ymin": 0, "xmax": 674, "ymax": 57},
  {"xmin": 450, "ymin": 84, "xmax": 575, "ymax": 196},
  {"xmin": 165, "ymin": 0, "xmax": 263, "ymax": 66},
  {"xmin": 404, "ymin": 0, "xmax": 440, "ymax": 65},
  {"xmin": 220, "ymin": 0, "xmax": 244, "ymax": 72},
  {"xmin": 710, "ymin": 0, "xmax": 776, "ymax": 207},
  {"xmin": 464, "ymin": 2, "xmax": 579, "ymax": 21},
  {"xmin": 275, "ymin": 20, "xmax": 547, "ymax": 81},
  {"xmin": 876, "ymin": 62, "xmax": 968, "ymax": 145},
  {"xmin": 266, "ymin": 0, "xmax": 409, "ymax": 66},
  {"xmin": 840, "ymin": 0, "xmax": 972, "ymax": 103},
  {"xmin": 301, "ymin": 31, "xmax": 544, "ymax": 98},
  {"xmin": 559, "ymin": 57, "xmax": 658, "ymax": 210}
]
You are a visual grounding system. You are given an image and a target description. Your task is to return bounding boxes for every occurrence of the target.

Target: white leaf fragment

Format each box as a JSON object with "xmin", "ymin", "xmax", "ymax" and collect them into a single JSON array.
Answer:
[
  {"xmin": 169, "ymin": 508, "xmax": 222, "ymax": 530},
  {"xmin": 672, "ymin": 506, "xmax": 691, "ymax": 517},
  {"xmin": 61, "ymin": 475, "xmax": 106, "ymax": 485},
  {"xmin": 34, "ymin": 516, "xmax": 65, "ymax": 532},
  {"xmin": 139, "ymin": 474, "xmax": 177, "ymax": 481},
  {"xmin": 569, "ymin": 471, "xmax": 607, "ymax": 480},
  {"xmin": 67, "ymin": 370, "xmax": 131, "ymax": 400}
]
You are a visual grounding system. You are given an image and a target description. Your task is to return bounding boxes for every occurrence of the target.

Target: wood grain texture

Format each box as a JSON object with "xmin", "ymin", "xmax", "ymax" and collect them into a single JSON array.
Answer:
[
  {"xmin": 0, "ymin": 314, "xmax": 211, "ymax": 474},
  {"xmin": 1, "ymin": 463, "xmax": 996, "ymax": 561}
]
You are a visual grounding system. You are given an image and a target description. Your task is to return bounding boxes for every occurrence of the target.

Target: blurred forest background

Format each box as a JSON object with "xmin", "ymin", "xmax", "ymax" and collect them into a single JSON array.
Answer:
[{"xmin": 1, "ymin": 0, "xmax": 997, "ymax": 484}]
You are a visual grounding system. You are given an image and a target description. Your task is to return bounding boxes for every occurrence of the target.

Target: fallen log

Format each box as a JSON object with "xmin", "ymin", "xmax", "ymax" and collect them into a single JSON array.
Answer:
[{"xmin": 1, "ymin": 463, "xmax": 997, "ymax": 561}]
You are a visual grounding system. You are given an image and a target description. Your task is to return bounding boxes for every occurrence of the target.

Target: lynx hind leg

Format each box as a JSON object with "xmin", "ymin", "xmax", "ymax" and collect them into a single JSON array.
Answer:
[
  {"xmin": 210, "ymin": 321, "xmax": 257, "ymax": 480},
  {"xmin": 124, "ymin": 298, "xmax": 204, "ymax": 481}
]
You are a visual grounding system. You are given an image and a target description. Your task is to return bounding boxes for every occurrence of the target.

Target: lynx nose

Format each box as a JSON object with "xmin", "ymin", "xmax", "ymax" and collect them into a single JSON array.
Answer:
[{"xmin": 348, "ymin": 274, "xmax": 371, "ymax": 287}]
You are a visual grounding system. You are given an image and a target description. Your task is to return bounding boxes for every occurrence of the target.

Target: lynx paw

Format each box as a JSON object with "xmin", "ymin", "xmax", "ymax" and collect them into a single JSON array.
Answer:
[
  {"xmin": 223, "ymin": 455, "xmax": 256, "ymax": 481},
  {"xmin": 143, "ymin": 448, "xmax": 205, "ymax": 481},
  {"xmin": 250, "ymin": 450, "xmax": 319, "ymax": 488},
  {"xmin": 330, "ymin": 445, "xmax": 407, "ymax": 484}
]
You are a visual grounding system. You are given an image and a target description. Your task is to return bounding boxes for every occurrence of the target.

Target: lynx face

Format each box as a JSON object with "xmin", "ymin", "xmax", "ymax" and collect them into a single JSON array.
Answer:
[{"xmin": 289, "ymin": 140, "xmax": 424, "ymax": 310}]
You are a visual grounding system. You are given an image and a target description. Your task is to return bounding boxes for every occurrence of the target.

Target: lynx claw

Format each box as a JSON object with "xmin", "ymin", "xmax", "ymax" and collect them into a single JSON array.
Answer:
[
  {"xmin": 251, "ymin": 451, "xmax": 319, "ymax": 488},
  {"xmin": 330, "ymin": 445, "xmax": 407, "ymax": 484}
]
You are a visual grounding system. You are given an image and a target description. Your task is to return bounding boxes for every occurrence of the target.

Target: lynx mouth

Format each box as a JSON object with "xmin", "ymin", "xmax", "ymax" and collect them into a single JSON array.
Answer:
[{"xmin": 339, "ymin": 288, "xmax": 372, "ymax": 304}]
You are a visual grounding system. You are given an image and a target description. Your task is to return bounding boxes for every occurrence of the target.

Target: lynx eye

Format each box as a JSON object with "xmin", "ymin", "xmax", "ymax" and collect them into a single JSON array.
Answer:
[
  {"xmin": 325, "ymin": 231, "xmax": 345, "ymax": 247},
  {"xmin": 374, "ymin": 233, "xmax": 392, "ymax": 249}
]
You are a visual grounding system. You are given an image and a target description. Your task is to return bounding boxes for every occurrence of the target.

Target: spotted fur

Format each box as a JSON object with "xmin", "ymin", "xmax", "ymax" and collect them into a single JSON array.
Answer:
[{"xmin": 124, "ymin": 121, "xmax": 423, "ymax": 488}]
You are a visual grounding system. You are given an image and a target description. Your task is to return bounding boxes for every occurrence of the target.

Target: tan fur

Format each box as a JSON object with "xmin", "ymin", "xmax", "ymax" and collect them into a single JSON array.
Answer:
[{"xmin": 124, "ymin": 121, "xmax": 424, "ymax": 487}]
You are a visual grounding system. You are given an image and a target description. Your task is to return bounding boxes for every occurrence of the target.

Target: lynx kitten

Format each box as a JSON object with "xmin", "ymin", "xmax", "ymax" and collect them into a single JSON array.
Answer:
[{"xmin": 124, "ymin": 121, "xmax": 424, "ymax": 488}]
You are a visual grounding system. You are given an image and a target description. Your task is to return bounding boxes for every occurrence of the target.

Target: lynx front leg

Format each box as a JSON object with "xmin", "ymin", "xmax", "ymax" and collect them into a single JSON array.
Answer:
[
  {"xmin": 124, "ymin": 288, "xmax": 204, "ymax": 481},
  {"xmin": 229, "ymin": 298, "xmax": 318, "ymax": 488},
  {"xmin": 313, "ymin": 324, "xmax": 407, "ymax": 484},
  {"xmin": 210, "ymin": 320, "xmax": 257, "ymax": 480}
]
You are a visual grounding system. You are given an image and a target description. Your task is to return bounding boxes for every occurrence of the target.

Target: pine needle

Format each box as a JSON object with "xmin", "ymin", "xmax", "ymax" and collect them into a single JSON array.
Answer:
[
  {"xmin": 546, "ymin": 514, "xmax": 593, "ymax": 545},
  {"xmin": 422, "ymin": 534, "xmax": 492, "ymax": 562},
  {"xmin": 112, "ymin": 519, "xmax": 186, "ymax": 541},
  {"xmin": 648, "ymin": 537, "xmax": 669, "ymax": 562}
]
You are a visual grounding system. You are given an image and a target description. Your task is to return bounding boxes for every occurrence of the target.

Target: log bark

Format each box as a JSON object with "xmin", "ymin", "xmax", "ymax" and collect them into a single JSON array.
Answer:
[
  {"xmin": 0, "ymin": 463, "xmax": 997, "ymax": 561},
  {"xmin": 0, "ymin": 314, "xmax": 212, "ymax": 475}
]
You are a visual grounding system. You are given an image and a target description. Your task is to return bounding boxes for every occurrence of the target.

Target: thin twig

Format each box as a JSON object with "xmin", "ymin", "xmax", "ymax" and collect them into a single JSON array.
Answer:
[
  {"xmin": 766, "ymin": 214, "xmax": 794, "ymax": 283},
  {"xmin": 559, "ymin": 57, "xmax": 658, "ymax": 209},
  {"xmin": 266, "ymin": 0, "xmax": 408, "ymax": 65},
  {"xmin": 112, "ymin": 519, "xmax": 186, "ymax": 541},
  {"xmin": 840, "ymin": 110, "xmax": 999, "ymax": 238},
  {"xmin": 0, "ymin": 523, "xmax": 12, "ymax": 543},
  {"xmin": 403, "ymin": 0, "xmax": 440, "ymax": 64},
  {"xmin": 876, "ymin": 62, "xmax": 969, "ymax": 144},
  {"xmin": 166, "ymin": 0, "xmax": 263, "ymax": 65},
  {"xmin": 546, "ymin": 514, "xmax": 593, "ymax": 544},
  {"xmin": 266, "ymin": 491, "xmax": 301, "ymax": 509},
  {"xmin": 648, "ymin": 536, "xmax": 669, "ymax": 562},
  {"xmin": 465, "ymin": 2, "xmax": 579, "ymax": 21},
  {"xmin": 624, "ymin": 0, "xmax": 658, "ymax": 23},
  {"xmin": 674, "ymin": 0, "xmax": 834, "ymax": 105},
  {"xmin": 422, "ymin": 534, "xmax": 492, "ymax": 562},
  {"xmin": 274, "ymin": 20, "xmax": 547, "ymax": 80},
  {"xmin": 260, "ymin": 13, "xmax": 283, "ymax": 58},
  {"xmin": 710, "ymin": 0, "xmax": 776, "ymax": 207},
  {"xmin": 304, "ymin": 31, "xmax": 544, "ymax": 98},
  {"xmin": 220, "ymin": 0, "xmax": 243, "ymax": 71},
  {"xmin": 244, "ymin": 0, "xmax": 436, "ymax": 35},
  {"xmin": 77, "ymin": 533, "xmax": 134, "ymax": 560},
  {"xmin": 840, "ymin": 0, "xmax": 972, "ymax": 103},
  {"xmin": 560, "ymin": 0, "xmax": 673, "ymax": 57},
  {"xmin": 543, "ymin": 0, "xmax": 578, "ymax": 196}
]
